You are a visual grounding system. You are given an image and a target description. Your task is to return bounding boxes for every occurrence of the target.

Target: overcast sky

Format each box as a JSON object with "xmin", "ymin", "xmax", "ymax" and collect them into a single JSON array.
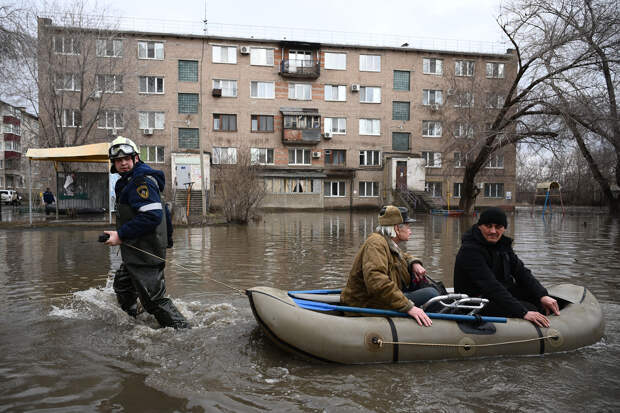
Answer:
[{"xmin": 97, "ymin": 0, "xmax": 508, "ymax": 51}]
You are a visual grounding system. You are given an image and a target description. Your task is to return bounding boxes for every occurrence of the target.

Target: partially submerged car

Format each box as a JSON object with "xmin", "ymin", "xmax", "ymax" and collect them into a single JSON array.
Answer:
[{"xmin": 0, "ymin": 189, "xmax": 21, "ymax": 205}]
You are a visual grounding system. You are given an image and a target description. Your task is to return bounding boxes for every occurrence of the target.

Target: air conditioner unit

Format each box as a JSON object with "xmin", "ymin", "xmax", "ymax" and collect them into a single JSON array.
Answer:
[
  {"xmin": 447, "ymin": 89, "xmax": 455, "ymax": 96},
  {"xmin": 324, "ymin": 149, "xmax": 332, "ymax": 155},
  {"xmin": 143, "ymin": 128, "xmax": 154, "ymax": 135},
  {"xmin": 93, "ymin": 91, "xmax": 102, "ymax": 99},
  {"xmin": 312, "ymin": 151, "xmax": 321, "ymax": 158},
  {"xmin": 240, "ymin": 46, "xmax": 250, "ymax": 55},
  {"xmin": 212, "ymin": 88, "xmax": 222, "ymax": 97},
  {"xmin": 324, "ymin": 131, "xmax": 333, "ymax": 139},
  {"xmin": 351, "ymin": 84, "xmax": 360, "ymax": 92}
]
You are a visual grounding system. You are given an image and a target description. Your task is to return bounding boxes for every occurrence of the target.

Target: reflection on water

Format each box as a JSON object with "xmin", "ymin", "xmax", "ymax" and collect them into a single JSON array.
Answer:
[{"xmin": 1, "ymin": 211, "xmax": 619, "ymax": 412}]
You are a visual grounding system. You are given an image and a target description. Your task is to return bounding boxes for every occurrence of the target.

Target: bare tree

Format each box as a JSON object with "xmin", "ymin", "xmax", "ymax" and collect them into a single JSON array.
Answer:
[{"xmin": 211, "ymin": 148, "xmax": 266, "ymax": 224}]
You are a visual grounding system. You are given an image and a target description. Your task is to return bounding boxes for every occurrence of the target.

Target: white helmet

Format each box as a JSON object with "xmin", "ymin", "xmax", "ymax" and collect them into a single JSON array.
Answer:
[{"xmin": 109, "ymin": 136, "xmax": 139, "ymax": 160}]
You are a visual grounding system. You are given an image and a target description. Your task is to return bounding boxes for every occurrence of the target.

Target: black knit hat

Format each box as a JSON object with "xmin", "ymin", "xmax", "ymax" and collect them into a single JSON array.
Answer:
[{"xmin": 478, "ymin": 207, "xmax": 508, "ymax": 228}]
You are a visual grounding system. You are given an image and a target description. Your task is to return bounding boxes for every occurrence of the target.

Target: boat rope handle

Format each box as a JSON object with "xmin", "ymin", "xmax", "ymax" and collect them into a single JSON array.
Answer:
[
  {"xmin": 121, "ymin": 243, "xmax": 246, "ymax": 295},
  {"xmin": 374, "ymin": 334, "xmax": 560, "ymax": 348}
]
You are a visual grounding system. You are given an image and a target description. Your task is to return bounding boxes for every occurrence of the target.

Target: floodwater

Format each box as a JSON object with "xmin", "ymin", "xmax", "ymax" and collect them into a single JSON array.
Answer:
[{"xmin": 1, "ymin": 211, "xmax": 619, "ymax": 412}]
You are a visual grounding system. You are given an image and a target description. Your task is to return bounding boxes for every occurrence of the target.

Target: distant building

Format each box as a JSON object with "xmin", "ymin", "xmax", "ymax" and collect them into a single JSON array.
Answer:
[{"xmin": 36, "ymin": 17, "xmax": 517, "ymax": 211}]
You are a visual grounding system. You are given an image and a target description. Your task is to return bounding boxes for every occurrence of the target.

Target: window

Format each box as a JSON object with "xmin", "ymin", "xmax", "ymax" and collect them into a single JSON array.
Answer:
[
  {"xmin": 324, "ymin": 149, "xmax": 346, "ymax": 166},
  {"xmin": 53, "ymin": 36, "xmax": 79, "ymax": 54},
  {"xmin": 455, "ymin": 60, "xmax": 474, "ymax": 77},
  {"xmin": 324, "ymin": 117, "xmax": 346, "ymax": 134},
  {"xmin": 213, "ymin": 147, "xmax": 238, "ymax": 164},
  {"xmin": 392, "ymin": 132, "xmax": 410, "ymax": 151},
  {"xmin": 360, "ymin": 150, "xmax": 380, "ymax": 166},
  {"xmin": 250, "ymin": 48, "xmax": 274, "ymax": 66},
  {"xmin": 212, "ymin": 45, "xmax": 237, "ymax": 64},
  {"xmin": 178, "ymin": 60, "xmax": 198, "ymax": 82},
  {"xmin": 423, "ymin": 89, "xmax": 443, "ymax": 106},
  {"xmin": 284, "ymin": 115, "xmax": 320, "ymax": 129},
  {"xmin": 454, "ymin": 122, "xmax": 474, "ymax": 138},
  {"xmin": 454, "ymin": 91, "xmax": 474, "ymax": 108},
  {"xmin": 360, "ymin": 86, "xmax": 381, "ymax": 103},
  {"xmin": 359, "ymin": 181, "xmax": 379, "ymax": 197},
  {"xmin": 324, "ymin": 85, "xmax": 347, "ymax": 101},
  {"xmin": 139, "ymin": 76, "xmax": 164, "ymax": 94},
  {"xmin": 138, "ymin": 111, "xmax": 165, "ymax": 129},
  {"xmin": 359, "ymin": 119, "xmax": 380, "ymax": 135},
  {"xmin": 422, "ymin": 121, "xmax": 442, "ymax": 137},
  {"xmin": 394, "ymin": 70, "xmax": 410, "ymax": 90},
  {"xmin": 289, "ymin": 50, "xmax": 313, "ymax": 69},
  {"xmin": 178, "ymin": 93, "xmax": 199, "ymax": 114},
  {"xmin": 138, "ymin": 41, "xmax": 164, "ymax": 59},
  {"xmin": 96, "ymin": 74, "xmax": 123, "ymax": 93},
  {"xmin": 484, "ymin": 183, "xmax": 504, "ymax": 198},
  {"xmin": 422, "ymin": 151, "xmax": 442, "ymax": 168},
  {"xmin": 3, "ymin": 123, "xmax": 20, "ymax": 135},
  {"xmin": 453, "ymin": 182, "xmax": 462, "ymax": 198},
  {"xmin": 250, "ymin": 81, "xmax": 275, "ymax": 99},
  {"xmin": 454, "ymin": 152, "xmax": 468, "ymax": 168},
  {"xmin": 486, "ymin": 154, "xmax": 504, "ymax": 168},
  {"xmin": 96, "ymin": 38, "xmax": 122, "ymax": 57},
  {"xmin": 212, "ymin": 79, "xmax": 237, "ymax": 97},
  {"xmin": 97, "ymin": 110, "xmax": 123, "ymax": 130},
  {"xmin": 425, "ymin": 181, "xmax": 443, "ymax": 197},
  {"xmin": 324, "ymin": 52, "xmax": 346, "ymax": 70},
  {"xmin": 288, "ymin": 148, "xmax": 311, "ymax": 165},
  {"xmin": 251, "ymin": 148, "xmax": 274, "ymax": 164},
  {"xmin": 486, "ymin": 62, "xmax": 505, "ymax": 78},
  {"xmin": 251, "ymin": 115, "xmax": 274, "ymax": 132},
  {"xmin": 55, "ymin": 73, "xmax": 81, "ymax": 91},
  {"xmin": 423, "ymin": 58, "xmax": 443, "ymax": 75},
  {"xmin": 140, "ymin": 145, "xmax": 164, "ymax": 163},
  {"xmin": 392, "ymin": 101, "xmax": 410, "ymax": 121},
  {"xmin": 264, "ymin": 177, "xmax": 317, "ymax": 193},
  {"xmin": 486, "ymin": 94, "xmax": 505, "ymax": 109},
  {"xmin": 178, "ymin": 128, "xmax": 199, "ymax": 149},
  {"xmin": 360, "ymin": 55, "xmax": 381, "ymax": 72},
  {"xmin": 288, "ymin": 83, "xmax": 312, "ymax": 100},
  {"xmin": 61, "ymin": 109, "xmax": 81, "ymax": 127},
  {"xmin": 324, "ymin": 181, "xmax": 346, "ymax": 197},
  {"xmin": 213, "ymin": 114, "xmax": 237, "ymax": 131}
]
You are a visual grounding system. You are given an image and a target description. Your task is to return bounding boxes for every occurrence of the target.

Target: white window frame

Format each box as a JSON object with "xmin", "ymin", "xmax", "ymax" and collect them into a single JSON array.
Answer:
[
  {"xmin": 455, "ymin": 60, "xmax": 474, "ymax": 77},
  {"xmin": 250, "ymin": 47, "xmax": 274, "ymax": 66},
  {"xmin": 212, "ymin": 147, "xmax": 238, "ymax": 164},
  {"xmin": 484, "ymin": 183, "xmax": 504, "ymax": 198},
  {"xmin": 212, "ymin": 45, "xmax": 237, "ymax": 64},
  {"xmin": 138, "ymin": 111, "xmax": 165, "ymax": 129},
  {"xmin": 422, "ymin": 151, "xmax": 442, "ymax": 168},
  {"xmin": 454, "ymin": 151, "xmax": 468, "ymax": 168},
  {"xmin": 288, "ymin": 148, "xmax": 311, "ymax": 165},
  {"xmin": 96, "ymin": 38, "xmax": 123, "ymax": 57},
  {"xmin": 454, "ymin": 91, "xmax": 474, "ymax": 108},
  {"xmin": 61, "ymin": 109, "xmax": 80, "ymax": 128},
  {"xmin": 324, "ymin": 117, "xmax": 347, "ymax": 134},
  {"xmin": 453, "ymin": 182, "xmax": 462, "ymax": 198},
  {"xmin": 212, "ymin": 79, "xmax": 238, "ymax": 97},
  {"xmin": 423, "ymin": 89, "xmax": 443, "ymax": 106},
  {"xmin": 288, "ymin": 83, "xmax": 312, "ymax": 100},
  {"xmin": 250, "ymin": 81, "xmax": 275, "ymax": 99},
  {"xmin": 359, "ymin": 119, "xmax": 380, "ymax": 136},
  {"xmin": 359, "ymin": 181, "xmax": 379, "ymax": 197},
  {"xmin": 486, "ymin": 62, "xmax": 505, "ymax": 78},
  {"xmin": 360, "ymin": 86, "xmax": 381, "ymax": 103},
  {"xmin": 486, "ymin": 154, "xmax": 505, "ymax": 169},
  {"xmin": 486, "ymin": 94, "xmax": 505, "ymax": 109},
  {"xmin": 422, "ymin": 121, "xmax": 442, "ymax": 137},
  {"xmin": 55, "ymin": 73, "xmax": 81, "ymax": 91},
  {"xmin": 324, "ymin": 52, "xmax": 347, "ymax": 70},
  {"xmin": 138, "ymin": 41, "xmax": 164, "ymax": 60},
  {"xmin": 140, "ymin": 145, "xmax": 165, "ymax": 164},
  {"xmin": 324, "ymin": 181, "xmax": 346, "ymax": 197},
  {"xmin": 250, "ymin": 148, "xmax": 274, "ymax": 165},
  {"xmin": 139, "ymin": 76, "xmax": 164, "ymax": 94},
  {"xmin": 359, "ymin": 150, "xmax": 380, "ymax": 166},
  {"xmin": 96, "ymin": 74, "xmax": 123, "ymax": 93},
  {"xmin": 97, "ymin": 110, "xmax": 124, "ymax": 130},
  {"xmin": 359, "ymin": 54, "xmax": 381, "ymax": 72},
  {"xmin": 454, "ymin": 122, "xmax": 474, "ymax": 138},
  {"xmin": 53, "ymin": 36, "xmax": 79, "ymax": 55},
  {"xmin": 423, "ymin": 58, "xmax": 443, "ymax": 75},
  {"xmin": 324, "ymin": 85, "xmax": 347, "ymax": 101}
]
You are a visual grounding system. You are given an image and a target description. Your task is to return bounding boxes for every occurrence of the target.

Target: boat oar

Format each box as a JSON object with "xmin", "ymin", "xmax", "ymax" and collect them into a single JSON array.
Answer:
[{"xmin": 292, "ymin": 298, "xmax": 507, "ymax": 323}]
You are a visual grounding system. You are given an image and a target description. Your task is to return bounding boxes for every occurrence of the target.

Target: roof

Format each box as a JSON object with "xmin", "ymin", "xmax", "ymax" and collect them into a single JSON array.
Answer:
[{"xmin": 26, "ymin": 142, "xmax": 110, "ymax": 163}]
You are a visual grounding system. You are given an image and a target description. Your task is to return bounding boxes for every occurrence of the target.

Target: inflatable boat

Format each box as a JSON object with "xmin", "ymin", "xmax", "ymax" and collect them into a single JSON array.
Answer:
[{"xmin": 246, "ymin": 284, "xmax": 604, "ymax": 364}]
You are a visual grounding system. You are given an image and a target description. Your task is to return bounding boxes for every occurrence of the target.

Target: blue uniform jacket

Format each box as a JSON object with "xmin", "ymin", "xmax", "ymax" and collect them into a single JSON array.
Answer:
[{"xmin": 115, "ymin": 161, "xmax": 172, "ymax": 241}]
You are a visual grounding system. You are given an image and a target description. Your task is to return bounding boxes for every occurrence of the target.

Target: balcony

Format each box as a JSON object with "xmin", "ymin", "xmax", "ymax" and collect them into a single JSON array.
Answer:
[
  {"xmin": 281, "ymin": 108, "xmax": 321, "ymax": 145},
  {"xmin": 280, "ymin": 59, "xmax": 320, "ymax": 79}
]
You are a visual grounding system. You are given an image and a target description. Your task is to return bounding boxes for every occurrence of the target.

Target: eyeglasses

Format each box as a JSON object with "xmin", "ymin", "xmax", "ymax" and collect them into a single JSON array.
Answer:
[{"xmin": 109, "ymin": 144, "xmax": 135, "ymax": 158}]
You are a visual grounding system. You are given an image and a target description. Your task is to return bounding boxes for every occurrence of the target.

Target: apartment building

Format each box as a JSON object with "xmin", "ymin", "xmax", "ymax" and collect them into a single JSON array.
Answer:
[{"xmin": 37, "ymin": 18, "xmax": 517, "ymax": 210}]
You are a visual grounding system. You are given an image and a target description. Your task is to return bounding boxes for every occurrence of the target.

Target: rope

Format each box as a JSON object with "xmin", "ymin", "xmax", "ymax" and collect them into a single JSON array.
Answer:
[
  {"xmin": 375, "ymin": 334, "xmax": 560, "ymax": 348},
  {"xmin": 121, "ymin": 243, "xmax": 246, "ymax": 295}
]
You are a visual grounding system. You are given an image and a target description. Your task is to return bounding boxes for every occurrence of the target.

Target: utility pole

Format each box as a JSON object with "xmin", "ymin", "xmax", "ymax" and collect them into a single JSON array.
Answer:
[{"xmin": 198, "ymin": 12, "xmax": 208, "ymax": 218}]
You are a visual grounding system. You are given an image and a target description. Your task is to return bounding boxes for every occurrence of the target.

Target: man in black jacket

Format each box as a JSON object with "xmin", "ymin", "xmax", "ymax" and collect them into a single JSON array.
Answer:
[{"xmin": 453, "ymin": 207, "xmax": 559, "ymax": 327}]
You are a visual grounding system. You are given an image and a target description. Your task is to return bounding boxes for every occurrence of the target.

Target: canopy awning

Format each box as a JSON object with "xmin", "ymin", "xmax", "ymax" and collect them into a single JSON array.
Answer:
[{"xmin": 26, "ymin": 142, "xmax": 110, "ymax": 163}]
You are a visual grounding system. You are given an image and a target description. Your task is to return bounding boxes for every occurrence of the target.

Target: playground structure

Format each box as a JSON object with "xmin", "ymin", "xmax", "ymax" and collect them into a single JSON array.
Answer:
[{"xmin": 531, "ymin": 181, "xmax": 565, "ymax": 216}]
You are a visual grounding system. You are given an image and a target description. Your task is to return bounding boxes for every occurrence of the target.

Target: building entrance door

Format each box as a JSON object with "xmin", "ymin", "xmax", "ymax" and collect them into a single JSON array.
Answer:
[{"xmin": 396, "ymin": 161, "xmax": 407, "ymax": 191}]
